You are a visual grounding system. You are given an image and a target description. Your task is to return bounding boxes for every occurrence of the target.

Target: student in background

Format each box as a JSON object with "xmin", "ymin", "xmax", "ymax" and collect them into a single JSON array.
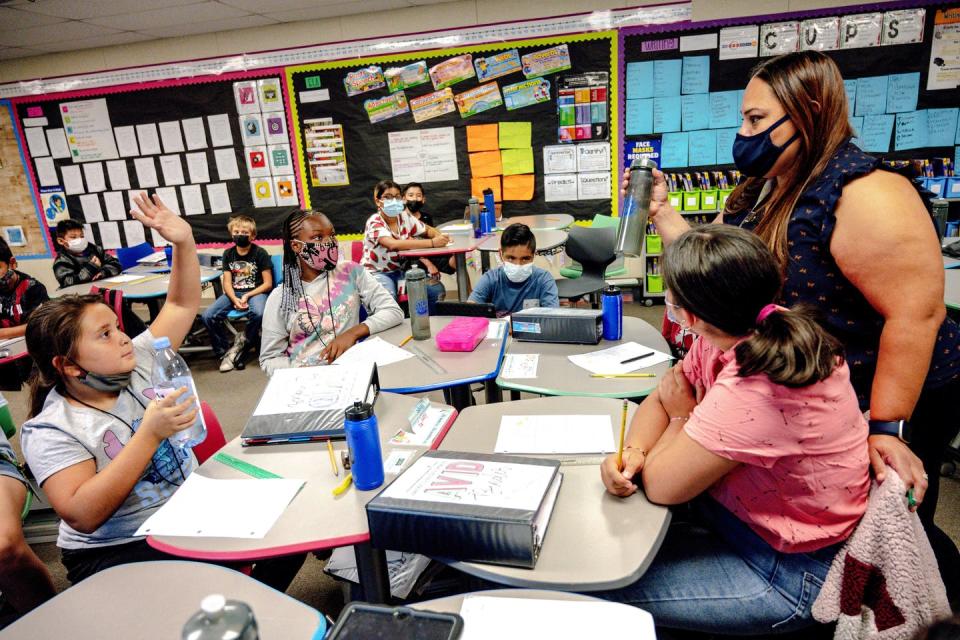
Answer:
[
  {"xmin": 0, "ymin": 239, "xmax": 49, "ymax": 342},
  {"xmin": 201, "ymin": 215, "xmax": 273, "ymax": 372},
  {"xmin": 598, "ymin": 226, "xmax": 870, "ymax": 635},
  {"xmin": 362, "ymin": 180, "xmax": 448, "ymax": 311},
  {"xmin": 468, "ymin": 223, "xmax": 557, "ymax": 315},
  {"xmin": 52, "ymin": 219, "xmax": 122, "ymax": 288},
  {"xmin": 403, "ymin": 182, "xmax": 458, "ymax": 280},
  {"xmin": 260, "ymin": 209, "xmax": 403, "ymax": 375}
]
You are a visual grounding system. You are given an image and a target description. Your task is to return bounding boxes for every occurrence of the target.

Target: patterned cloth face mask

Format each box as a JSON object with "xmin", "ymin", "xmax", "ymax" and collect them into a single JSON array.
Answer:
[{"xmin": 298, "ymin": 239, "xmax": 339, "ymax": 272}]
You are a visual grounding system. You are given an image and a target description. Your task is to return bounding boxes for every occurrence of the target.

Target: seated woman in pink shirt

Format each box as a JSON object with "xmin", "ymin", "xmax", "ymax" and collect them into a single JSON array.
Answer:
[{"xmin": 597, "ymin": 225, "xmax": 870, "ymax": 635}]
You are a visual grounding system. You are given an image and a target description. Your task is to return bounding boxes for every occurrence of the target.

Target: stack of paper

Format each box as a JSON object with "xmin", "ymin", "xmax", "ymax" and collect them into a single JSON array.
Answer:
[
  {"xmin": 568, "ymin": 341, "xmax": 671, "ymax": 375},
  {"xmin": 495, "ymin": 415, "xmax": 615, "ymax": 454},
  {"xmin": 458, "ymin": 596, "xmax": 655, "ymax": 639},
  {"xmin": 137, "ymin": 252, "xmax": 167, "ymax": 264},
  {"xmin": 333, "ymin": 336, "xmax": 415, "ymax": 367}
]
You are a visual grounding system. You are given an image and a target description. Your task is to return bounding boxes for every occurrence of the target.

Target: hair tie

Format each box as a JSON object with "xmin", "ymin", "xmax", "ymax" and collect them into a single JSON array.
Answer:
[{"xmin": 756, "ymin": 304, "xmax": 787, "ymax": 325}]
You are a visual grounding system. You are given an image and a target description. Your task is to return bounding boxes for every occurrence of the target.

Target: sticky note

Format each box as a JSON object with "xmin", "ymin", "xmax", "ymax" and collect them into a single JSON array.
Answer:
[
  {"xmin": 859, "ymin": 114, "xmax": 894, "ymax": 152},
  {"xmin": 626, "ymin": 61, "xmax": 654, "ymax": 99},
  {"xmin": 467, "ymin": 124, "xmax": 499, "ymax": 152},
  {"xmin": 469, "ymin": 151, "xmax": 502, "ymax": 177},
  {"xmin": 855, "ymin": 76, "xmax": 888, "ymax": 116},
  {"xmin": 681, "ymin": 94, "xmax": 709, "ymax": 131},
  {"xmin": 681, "ymin": 56, "xmax": 710, "ymax": 94},
  {"xmin": 688, "ymin": 130, "xmax": 717, "ymax": 166},
  {"xmin": 471, "ymin": 176, "xmax": 501, "ymax": 201},
  {"xmin": 928, "ymin": 108, "xmax": 959, "ymax": 148},
  {"xmin": 844, "ymin": 79, "xmax": 857, "ymax": 116},
  {"xmin": 653, "ymin": 96, "xmax": 682, "ymax": 133},
  {"xmin": 660, "ymin": 132, "xmax": 689, "ymax": 168},
  {"xmin": 886, "ymin": 72, "xmax": 920, "ymax": 113},
  {"xmin": 653, "ymin": 59, "xmax": 682, "ymax": 97},
  {"xmin": 626, "ymin": 98, "xmax": 653, "ymax": 135},
  {"xmin": 501, "ymin": 147, "xmax": 534, "ymax": 175},
  {"xmin": 502, "ymin": 174, "xmax": 535, "ymax": 200},
  {"xmin": 716, "ymin": 127, "xmax": 738, "ymax": 165},
  {"xmin": 708, "ymin": 91, "xmax": 739, "ymax": 129},
  {"xmin": 956, "ymin": 147, "xmax": 960, "ymax": 174},
  {"xmin": 498, "ymin": 121, "xmax": 532, "ymax": 149},
  {"xmin": 894, "ymin": 110, "xmax": 928, "ymax": 150},
  {"xmin": 849, "ymin": 116, "xmax": 864, "ymax": 147}
]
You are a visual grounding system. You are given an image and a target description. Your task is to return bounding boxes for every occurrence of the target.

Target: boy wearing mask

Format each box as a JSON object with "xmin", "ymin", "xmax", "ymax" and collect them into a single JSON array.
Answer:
[
  {"xmin": 52, "ymin": 219, "xmax": 122, "ymax": 287},
  {"xmin": 468, "ymin": 223, "xmax": 557, "ymax": 315}
]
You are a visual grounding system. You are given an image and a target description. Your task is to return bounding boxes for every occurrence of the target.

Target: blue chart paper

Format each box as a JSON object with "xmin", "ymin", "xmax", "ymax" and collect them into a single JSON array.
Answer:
[
  {"xmin": 681, "ymin": 94, "xmax": 709, "ymax": 131},
  {"xmin": 844, "ymin": 79, "xmax": 857, "ymax": 116},
  {"xmin": 859, "ymin": 114, "xmax": 894, "ymax": 152},
  {"xmin": 626, "ymin": 62, "xmax": 653, "ymax": 99},
  {"xmin": 850, "ymin": 116, "xmax": 864, "ymax": 148},
  {"xmin": 855, "ymin": 76, "xmax": 888, "ymax": 116},
  {"xmin": 653, "ymin": 59, "xmax": 682, "ymax": 97},
  {"xmin": 737, "ymin": 90, "xmax": 745, "ymax": 121},
  {"xmin": 716, "ymin": 128, "xmax": 738, "ymax": 165},
  {"xmin": 956, "ymin": 115, "xmax": 960, "ymax": 145},
  {"xmin": 688, "ymin": 130, "xmax": 717, "ymax": 166},
  {"xmin": 956, "ymin": 146, "xmax": 960, "ymax": 174},
  {"xmin": 895, "ymin": 110, "xmax": 928, "ymax": 150},
  {"xmin": 653, "ymin": 96, "xmax": 682, "ymax": 133},
  {"xmin": 660, "ymin": 132, "xmax": 689, "ymax": 168},
  {"xmin": 928, "ymin": 108, "xmax": 959, "ymax": 147},
  {"xmin": 886, "ymin": 73, "xmax": 920, "ymax": 113},
  {"xmin": 709, "ymin": 91, "xmax": 740, "ymax": 128},
  {"xmin": 681, "ymin": 56, "xmax": 710, "ymax": 95},
  {"xmin": 626, "ymin": 99, "xmax": 653, "ymax": 135}
]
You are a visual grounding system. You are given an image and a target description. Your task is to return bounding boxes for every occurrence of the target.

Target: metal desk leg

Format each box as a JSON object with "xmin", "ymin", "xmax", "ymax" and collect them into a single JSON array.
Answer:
[
  {"xmin": 480, "ymin": 251, "xmax": 491, "ymax": 273},
  {"xmin": 354, "ymin": 541, "xmax": 391, "ymax": 604},
  {"xmin": 485, "ymin": 379, "xmax": 502, "ymax": 404},
  {"xmin": 510, "ymin": 390, "xmax": 521, "ymax": 401},
  {"xmin": 443, "ymin": 384, "xmax": 474, "ymax": 412},
  {"xmin": 454, "ymin": 253, "xmax": 470, "ymax": 302}
]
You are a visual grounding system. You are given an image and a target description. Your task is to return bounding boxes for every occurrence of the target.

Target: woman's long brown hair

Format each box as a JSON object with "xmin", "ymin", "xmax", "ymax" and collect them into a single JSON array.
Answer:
[{"xmin": 725, "ymin": 50, "xmax": 855, "ymax": 268}]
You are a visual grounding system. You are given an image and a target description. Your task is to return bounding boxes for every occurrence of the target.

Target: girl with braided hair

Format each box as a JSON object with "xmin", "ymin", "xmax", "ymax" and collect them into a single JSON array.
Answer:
[{"xmin": 259, "ymin": 209, "xmax": 403, "ymax": 375}]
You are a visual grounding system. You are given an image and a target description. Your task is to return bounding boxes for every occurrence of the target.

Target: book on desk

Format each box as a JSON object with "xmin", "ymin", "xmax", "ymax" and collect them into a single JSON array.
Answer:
[{"xmin": 366, "ymin": 450, "xmax": 562, "ymax": 569}]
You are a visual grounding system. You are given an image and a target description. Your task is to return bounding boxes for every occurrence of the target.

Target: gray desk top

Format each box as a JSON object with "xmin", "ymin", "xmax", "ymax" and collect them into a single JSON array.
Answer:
[
  {"xmin": 497, "ymin": 316, "xmax": 673, "ymax": 398},
  {"xmin": 55, "ymin": 266, "xmax": 221, "ymax": 300},
  {"xmin": 412, "ymin": 588, "xmax": 600, "ymax": 614},
  {"xmin": 946, "ymin": 267, "xmax": 960, "ymax": 311},
  {"xmin": 498, "ymin": 214, "xmax": 575, "ymax": 230},
  {"xmin": 2, "ymin": 561, "xmax": 324, "ymax": 640},
  {"xmin": 435, "ymin": 396, "xmax": 670, "ymax": 591},
  {"xmin": 376, "ymin": 316, "xmax": 508, "ymax": 393},
  {"xmin": 398, "ymin": 232, "xmax": 477, "ymax": 258},
  {"xmin": 476, "ymin": 228, "xmax": 568, "ymax": 253},
  {"xmin": 149, "ymin": 392, "xmax": 456, "ymax": 561}
]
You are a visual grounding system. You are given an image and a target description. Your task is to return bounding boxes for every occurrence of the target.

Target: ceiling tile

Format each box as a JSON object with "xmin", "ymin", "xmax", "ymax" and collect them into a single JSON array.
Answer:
[
  {"xmin": 137, "ymin": 14, "xmax": 279, "ymax": 39},
  {"xmin": 14, "ymin": 0, "xmax": 206, "ymax": 21},
  {"xmin": 219, "ymin": 0, "xmax": 350, "ymax": 11},
  {"xmin": 0, "ymin": 46, "xmax": 45, "ymax": 60},
  {"xmin": 0, "ymin": 7, "xmax": 70, "ymax": 28},
  {"xmin": 0, "ymin": 21, "xmax": 121, "ymax": 48},
  {"xmin": 29, "ymin": 30, "xmax": 153, "ymax": 53},
  {"xmin": 85, "ymin": 1, "xmax": 250, "ymax": 31},
  {"xmin": 265, "ymin": 0, "xmax": 408, "ymax": 23}
]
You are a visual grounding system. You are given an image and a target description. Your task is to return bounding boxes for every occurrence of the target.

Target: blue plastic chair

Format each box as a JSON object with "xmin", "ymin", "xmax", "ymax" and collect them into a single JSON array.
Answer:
[{"xmin": 115, "ymin": 242, "xmax": 155, "ymax": 271}]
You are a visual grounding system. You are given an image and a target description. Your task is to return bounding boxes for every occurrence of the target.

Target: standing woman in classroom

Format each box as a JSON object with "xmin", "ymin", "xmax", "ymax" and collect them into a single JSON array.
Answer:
[{"xmin": 628, "ymin": 49, "xmax": 960, "ymax": 599}]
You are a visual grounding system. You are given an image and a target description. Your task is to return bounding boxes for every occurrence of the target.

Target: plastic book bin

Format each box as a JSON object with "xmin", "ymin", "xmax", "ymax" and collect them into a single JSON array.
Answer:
[
  {"xmin": 668, "ymin": 192, "xmax": 683, "ymax": 209},
  {"xmin": 718, "ymin": 188, "xmax": 735, "ymax": 210},
  {"xmin": 646, "ymin": 274, "xmax": 664, "ymax": 293},
  {"xmin": 435, "ymin": 317, "xmax": 489, "ymax": 352},
  {"xmin": 682, "ymin": 190, "xmax": 701, "ymax": 211},
  {"xmin": 645, "ymin": 235, "xmax": 662, "ymax": 255},
  {"xmin": 700, "ymin": 189, "xmax": 719, "ymax": 210}
]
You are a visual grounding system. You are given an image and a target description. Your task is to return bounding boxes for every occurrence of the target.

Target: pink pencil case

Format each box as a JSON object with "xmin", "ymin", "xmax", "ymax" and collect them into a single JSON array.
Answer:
[{"xmin": 435, "ymin": 317, "xmax": 490, "ymax": 352}]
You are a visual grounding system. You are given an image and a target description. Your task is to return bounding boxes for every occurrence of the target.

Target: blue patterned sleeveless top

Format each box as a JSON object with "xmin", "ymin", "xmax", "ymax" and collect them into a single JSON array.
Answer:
[{"xmin": 725, "ymin": 141, "xmax": 960, "ymax": 409}]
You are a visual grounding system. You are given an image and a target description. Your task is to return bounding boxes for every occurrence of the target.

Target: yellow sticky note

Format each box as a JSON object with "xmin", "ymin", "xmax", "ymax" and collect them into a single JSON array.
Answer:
[
  {"xmin": 471, "ymin": 176, "xmax": 501, "ymax": 202},
  {"xmin": 469, "ymin": 151, "xmax": 502, "ymax": 178},
  {"xmin": 467, "ymin": 124, "xmax": 499, "ymax": 152},
  {"xmin": 501, "ymin": 147, "xmax": 533, "ymax": 175},
  {"xmin": 498, "ymin": 121, "xmax": 532, "ymax": 149},
  {"xmin": 503, "ymin": 174, "xmax": 534, "ymax": 201}
]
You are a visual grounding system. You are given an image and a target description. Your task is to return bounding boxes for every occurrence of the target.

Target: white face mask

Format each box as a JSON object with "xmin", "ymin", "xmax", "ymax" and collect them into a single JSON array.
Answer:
[
  {"xmin": 503, "ymin": 261, "xmax": 534, "ymax": 283},
  {"xmin": 66, "ymin": 237, "xmax": 88, "ymax": 253}
]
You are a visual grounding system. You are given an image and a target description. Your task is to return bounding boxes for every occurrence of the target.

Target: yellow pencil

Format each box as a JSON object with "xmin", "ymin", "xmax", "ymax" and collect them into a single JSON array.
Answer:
[
  {"xmin": 327, "ymin": 439, "xmax": 339, "ymax": 477},
  {"xmin": 399, "ymin": 335, "xmax": 413, "ymax": 347},
  {"xmin": 590, "ymin": 373, "xmax": 656, "ymax": 378},
  {"xmin": 615, "ymin": 399, "xmax": 628, "ymax": 470},
  {"xmin": 332, "ymin": 473, "xmax": 353, "ymax": 496}
]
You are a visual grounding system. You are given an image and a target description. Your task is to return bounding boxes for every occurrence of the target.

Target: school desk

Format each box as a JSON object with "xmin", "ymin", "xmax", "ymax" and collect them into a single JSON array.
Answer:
[
  {"xmin": 0, "ymin": 336, "xmax": 27, "ymax": 367},
  {"xmin": 497, "ymin": 316, "xmax": 672, "ymax": 399},
  {"xmin": 945, "ymin": 262, "xmax": 960, "ymax": 311},
  {"xmin": 434, "ymin": 396, "xmax": 670, "ymax": 591},
  {"xmin": 476, "ymin": 228, "xmax": 569, "ymax": 272},
  {"xmin": 498, "ymin": 214, "xmax": 575, "ymax": 231},
  {"xmin": 1, "ymin": 561, "xmax": 326, "ymax": 640},
  {"xmin": 376, "ymin": 315, "xmax": 509, "ymax": 411},
  {"xmin": 148, "ymin": 392, "xmax": 458, "ymax": 605},
  {"xmin": 398, "ymin": 233, "xmax": 479, "ymax": 302}
]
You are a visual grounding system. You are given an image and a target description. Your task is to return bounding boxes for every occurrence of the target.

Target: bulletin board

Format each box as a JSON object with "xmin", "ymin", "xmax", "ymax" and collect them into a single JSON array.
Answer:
[
  {"xmin": 0, "ymin": 100, "xmax": 51, "ymax": 258},
  {"xmin": 286, "ymin": 31, "xmax": 619, "ymax": 236},
  {"xmin": 11, "ymin": 68, "xmax": 303, "ymax": 251},
  {"xmin": 619, "ymin": 1, "xmax": 960, "ymax": 175}
]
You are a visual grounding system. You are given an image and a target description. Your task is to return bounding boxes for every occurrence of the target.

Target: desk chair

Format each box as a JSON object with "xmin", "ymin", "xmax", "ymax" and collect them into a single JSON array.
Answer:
[
  {"xmin": 559, "ymin": 214, "xmax": 627, "ymax": 280},
  {"xmin": 115, "ymin": 242, "xmax": 155, "ymax": 271},
  {"xmin": 555, "ymin": 225, "xmax": 617, "ymax": 308},
  {"xmin": 192, "ymin": 402, "xmax": 227, "ymax": 465}
]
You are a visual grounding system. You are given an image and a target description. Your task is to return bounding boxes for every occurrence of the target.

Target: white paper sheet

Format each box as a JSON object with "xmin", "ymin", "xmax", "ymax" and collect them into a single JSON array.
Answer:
[
  {"xmin": 388, "ymin": 127, "xmax": 458, "ymax": 184},
  {"xmin": 543, "ymin": 145, "xmax": 577, "ymax": 174},
  {"xmin": 567, "ymin": 341, "xmax": 672, "ymax": 375},
  {"xmin": 500, "ymin": 353, "xmax": 539, "ymax": 379},
  {"xmin": 158, "ymin": 120, "xmax": 185, "ymax": 154},
  {"xmin": 214, "ymin": 148, "xmax": 240, "ymax": 180},
  {"xmin": 577, "ymin": 171, "xmax": 611, "ymax": 201},
  {"xmin": 105, "ymin": 160, "xmax": 131, "ymax": 190},
  {"xmin": 180, "ymin": 184, "xmax": 205, "ymax": 215},
  {"xmin": 134, "ymin": 157, "xmax": 159, "ymax": 188},
  {"xmin": 135, "ymin": 123, "xmax": 161, "ymax": 155},
  {"xmin": 239, "ymin": 114, "xmax": 265, "ymax": 146},
  {"xmin": 495, "ymin": 414, "xmax": 615, "ymax": 454},
  {"xmin": 82, "ymin": 162, "xmax": 107, "ymax": 192},
  {"xmin": 45, "ymin": 128, "xmax": 71, "ymax": 158},
  {"xmin": 58, "ymin": 98, "xmax": 118, "ymax": 162},
  {"xmin": 134, "ymin": 474, "xmax": 304, "ymax": 539},
  {"xmin": 273, "ymin": 175, "xmax": 299, "ymax": 206},
  {"xmin": 78, "ymin": 194, "xmax": 104, "ymax": 223},
  {"xmin": 206, "ymin": 182, "xmax": 231, "ymax": 214},
  {"xmin": 486, "ymin": 320, "xmax": 506, "ymax": 339},
  {"xmin": 389, "ymin": 406, "xmax": 452, "ymax": 447},
  {"xmin": 544, "ymin": 174, "xmax": 578, "ymax": 202},
  {"xmin": 97, "ymin": 221, "xmax": 122, "ymax": 249},
  {"xmin": 24, "ymin": 127, "xmax": 49, "ymax": 157},
  {"xmin": 103, "ymin": 191, "xmax": 127, "ymax": 221},
  {"xmin": 331, "ymin": 336, "xmax": 415, "ymax": 368},
  {"xmin": 61, "ymin": 165, "xmax": 85, "ymax": 195},
  {"xmin": 122, "ymin": 220, "xmax": 146, "ymax": 246},
  {"xmin": 154, "ymin": 186, "xmax": 180, "ymax": 215},
  {"xmin": 181, "ymin": 117, "xmax": 207, "ymax": 150},
  {"xmin": 127, "ymin": 189, "xmax": 148, "ymax": 215},
  {"xmin": 114, "ymin": 126, "xmax": 139, "ymax": 157},
  {"xmin": 207, "ymin": 113, "xmax": 234, "ymax": 147},
  {"xmin": 253, "ymin": 363, "xmax": 375, "ymax": 416},
  {"xmin": 34, "ymin": 157, "xmax": 58, "ymax": 187},
  {"xmin": 185, "ymin": 152, "xmax": 210, "ymax": 183},
  {"xmin": 250, "ymin": 177, "xmax": 275, "ymax": 208},
  {"xmin": 159, "ymin": 154, "xmax": 185, "ymax": 186},
  {"xmin": 151, "ymin": 227, "xmax": 170, "ymax": 247},
  {"xmin": 21, "ymin": 117, "xmax": 47, "ymax": 127}
]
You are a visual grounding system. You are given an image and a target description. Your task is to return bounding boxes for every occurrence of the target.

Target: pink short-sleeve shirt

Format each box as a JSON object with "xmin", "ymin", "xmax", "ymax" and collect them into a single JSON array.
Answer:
[{"xmin": 682, "ymin": 337, "xmax": 870, "ymax": 553}]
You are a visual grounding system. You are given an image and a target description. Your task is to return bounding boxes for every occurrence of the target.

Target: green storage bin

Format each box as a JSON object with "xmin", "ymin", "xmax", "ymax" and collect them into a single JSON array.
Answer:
[
  {"xmin": 718, "ymin": 188, "xmax": 734, "ymax": 210},
  {"xmin": 682, "ymin": 190, "xmax": 701, "ymax": 211},
  {"xmin": 668, "ymin": 191, "xmax": 683, "ymax": 209},
  {"xmin": 700, "ymin": 189, "xmax": 719, "ymax": 211},
  {"xmin": 646, "ymin": 274, "xmax": 664, "ymax": 293},
  {"xmin": 645, "ymin": 234, "xmax": 662, "ymax": 255}
]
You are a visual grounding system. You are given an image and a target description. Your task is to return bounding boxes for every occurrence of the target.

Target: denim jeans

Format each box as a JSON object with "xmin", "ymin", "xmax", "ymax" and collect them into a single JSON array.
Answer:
[
  {"xmin": 593, "ymin": 497, "xmax": 840, "ymax": 635},
  {"xmin": 201, "ymin": 292, "xmax": 267, "ymax": 356},
  {"xmin": 372, "ymin": 269, "xmax": 445, "ymax": 314}
]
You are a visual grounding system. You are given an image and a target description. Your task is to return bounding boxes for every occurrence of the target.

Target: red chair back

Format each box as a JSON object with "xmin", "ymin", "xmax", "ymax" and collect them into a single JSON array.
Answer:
[
  {"xmin": 193, "ymin": 401, "xmax": 227, "ymax": 465},
  {"xmin": 350, "ymin": 240, "xmax": 363, "ymax": 264}
]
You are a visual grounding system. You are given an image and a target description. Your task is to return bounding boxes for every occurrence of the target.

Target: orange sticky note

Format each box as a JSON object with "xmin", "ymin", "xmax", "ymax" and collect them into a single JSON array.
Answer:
[
  {"xmin": 467, "ymin": 124, "xmax": 499, "ymax": 152},
  {"xmin": 502, "ymin": 174, "xmax": 534, "ymax": 201},
  {"xmin": 471, "ymin": 176, "xmax": 501, "ymax": 202},
  {"xmin": 469, "ymin": 151, "xmax": 502, "ymax": 177}
]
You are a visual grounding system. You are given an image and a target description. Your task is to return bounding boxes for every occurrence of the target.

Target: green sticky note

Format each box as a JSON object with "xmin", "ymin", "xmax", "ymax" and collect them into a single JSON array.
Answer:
[
  {"xmin": 305, "ymin": 76, "xmax": 321, "ymax": 89},
  {"xmin": 501, "ymin": 147, "xmax": 534, "ymax": 175},
  {"xmin": 499, "ymin": 121, "xmax": 532, "ymax": 149}
]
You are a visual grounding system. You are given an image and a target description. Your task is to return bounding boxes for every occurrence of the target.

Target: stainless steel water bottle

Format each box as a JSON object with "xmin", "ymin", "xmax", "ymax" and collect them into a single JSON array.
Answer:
[
  {"xmin": 344, "ymin": 401, "xmax": 384, "ymax": 491},
  {"xmin": 406, "ymin": 266, "xmax": 431, "ymax": 340},
  {"xmin": 181, "ymin": 594, "xmax": 259, "ymax": 640},
  {"xmin": 616, "ymin": 157, "xmax": 657, "ymax": 257}
]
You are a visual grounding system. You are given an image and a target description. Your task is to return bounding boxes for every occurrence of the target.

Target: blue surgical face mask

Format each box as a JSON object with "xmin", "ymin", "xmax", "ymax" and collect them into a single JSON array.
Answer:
[
  {"xmin": 381, "ymin": 198, "xmax": 405, "ymax": 218},
  {"xmin": 665, "ymin": 300, "xmax": 681, "ymax": 325},
  {"xmin": 732, "ymin": 114, "xmax": 799, "ymax": 178}
]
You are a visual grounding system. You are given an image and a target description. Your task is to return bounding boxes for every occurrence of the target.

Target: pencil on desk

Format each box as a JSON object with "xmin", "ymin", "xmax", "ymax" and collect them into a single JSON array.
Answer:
[
  {"xmin": 590, "ymin": 373, "xmax": 656, "ymax": 378},
  {"xmin": 616, "ymin": 399, "xmax": 628, "ymax": 470},
  {"xmin": 399, "ymin": 335, "xmax": 413, "ymax": 347},
  {"xmin": 327, "ymin": 440, "xmax": 339, "ymax": 477}
]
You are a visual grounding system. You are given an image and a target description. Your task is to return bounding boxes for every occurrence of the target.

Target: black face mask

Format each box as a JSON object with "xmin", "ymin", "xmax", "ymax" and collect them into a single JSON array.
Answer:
[
  {"xmin": 73, "ymin": 365, "xmax": 132, "ymax": 393},
  {"xmin": 233, "ymin": 235, "xmax": 252, "ymax": 248},
  {"xmin": 405, "ymin": 200, "xmax": 424, "ymax": 214}
]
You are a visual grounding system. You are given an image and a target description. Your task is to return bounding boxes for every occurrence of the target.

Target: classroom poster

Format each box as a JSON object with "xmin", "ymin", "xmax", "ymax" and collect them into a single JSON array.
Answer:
[
  {"xmin": 388, "ymin": 127, "xmax": 458, "ymax": 184},
  {"xmin": 59, "ymin": 98, "xmax": 119, "ymax": 162},
  {"xmin": 304, "ymin": 120, "xmax": 349, "ymax": 187}
]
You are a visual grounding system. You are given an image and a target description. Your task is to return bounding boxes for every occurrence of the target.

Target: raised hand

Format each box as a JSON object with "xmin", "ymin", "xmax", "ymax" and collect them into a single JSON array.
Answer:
[{"xmin": 130, "ymin": 193, "xmax": 194, "ymax": 245}]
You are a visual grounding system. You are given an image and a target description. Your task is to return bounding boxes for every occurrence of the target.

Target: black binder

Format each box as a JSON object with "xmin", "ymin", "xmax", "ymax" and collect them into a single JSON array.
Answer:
[{"xmin": 366, "ymin": 450, "xmax": 562, "ymax": 569}]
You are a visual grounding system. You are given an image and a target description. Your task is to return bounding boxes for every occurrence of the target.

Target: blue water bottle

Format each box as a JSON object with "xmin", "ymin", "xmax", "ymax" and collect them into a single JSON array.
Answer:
[
  {"xmin": 344, "ymin": 401, "xmax": 384, "ymax": 491},
  {"xmin": 601, "ymin": 286, "xmax": 623, "ymax": 341},
  {"xmin": 481, "ymin": 188, "xmax": 496, "ymax": 234}
]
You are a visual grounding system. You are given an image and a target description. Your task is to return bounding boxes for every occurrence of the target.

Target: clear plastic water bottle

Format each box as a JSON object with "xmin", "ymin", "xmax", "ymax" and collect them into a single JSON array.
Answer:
[
  {"xmin": 616, "ymin": 157, "xmax": 657, "ymax": 257},
  {"xmin": 181, "ymin": 594, "xmax": 259, "ymax": 640},
  {"xmin": 152, "ymin": 336, "xmax": 207, "ymax": 449},
  {"xmin": 406, "ymin": 267, "xmax": 431, "ymax": 341}
]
